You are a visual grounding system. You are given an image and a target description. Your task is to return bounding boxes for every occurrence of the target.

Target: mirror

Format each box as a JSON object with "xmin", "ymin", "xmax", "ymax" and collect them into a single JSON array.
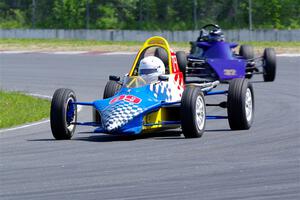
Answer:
[{"xmin": 109, "ymin": 75, "xmax": 120, "ymax": 81}]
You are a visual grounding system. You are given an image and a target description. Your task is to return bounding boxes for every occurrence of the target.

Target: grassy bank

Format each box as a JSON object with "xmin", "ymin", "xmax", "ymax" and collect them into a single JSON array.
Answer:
[
  {"xmin": 0, "ymin": 90, "xmax": 50, "ymax": 129},
  {"xmin": 0, "ymin": 38, "xmax": 299, "ymax": 54}
]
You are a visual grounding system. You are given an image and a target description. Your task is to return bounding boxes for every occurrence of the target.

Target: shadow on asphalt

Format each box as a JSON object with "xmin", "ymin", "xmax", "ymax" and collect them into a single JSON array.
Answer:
[
  {"xmin": 27, "ymin": 129, "xmax": 232, "ymax": 143},
  {"xmin": 27, "ymin": 139, "xmax": 56, "ymax": 141},
  {"xmin": 250, "ymin": 80, "xmax": 265, "ymax": 83},
  {"xmin": 74, "ymin": 130, "xmax": 183, "ymax": 142},
  {"xmin": 205, "ymin": 129, "xmax": 231, "ymax": 132}
]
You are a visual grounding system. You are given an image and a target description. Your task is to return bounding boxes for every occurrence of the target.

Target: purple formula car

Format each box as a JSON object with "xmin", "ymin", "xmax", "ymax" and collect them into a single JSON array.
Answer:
[{"xmin": 187, "ymin": 24, "xmax": 276, "ymax": 82}]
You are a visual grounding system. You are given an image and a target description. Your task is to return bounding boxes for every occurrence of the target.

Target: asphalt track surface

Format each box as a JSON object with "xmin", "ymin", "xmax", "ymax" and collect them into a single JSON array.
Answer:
[{"xmin": 1, "ymin": 53, "xmax": 299, "ymax": 200}]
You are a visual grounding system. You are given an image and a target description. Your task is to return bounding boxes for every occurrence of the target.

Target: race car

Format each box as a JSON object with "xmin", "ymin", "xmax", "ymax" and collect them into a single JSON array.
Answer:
[
  {"xmin": 50, "ymin": 36, "xmax": 254, "ymax": 140},
  {"xmin": 188, "ymin": 24, "xmax": 276, "ymax": 82}
]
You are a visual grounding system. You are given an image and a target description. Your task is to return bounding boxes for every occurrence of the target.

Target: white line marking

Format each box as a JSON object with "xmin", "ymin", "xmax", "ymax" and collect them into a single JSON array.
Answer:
[
  {"xmin": 0, "ymin": 119, "xmax": 50, "ymax": 133},
  {"xmin": 28, "ymin": 93, "xmax": 52, "ymax": 100},
  {"xmin": 0, "ymin": 92, "xmax": 83, "ymax": 133},
  {"xmin": 48, "ymin": 51, "xmax": 90, "ymax": 55},
  {"xmin": 277, "ymin": 53, "xmax": 300, "ymax": 57},
  {"xmin": 100, "ymin": 52, "xmax": 136, "ymax": 55},
  {"xmin": 0, "ymin": 50, "xmax": 35, "ymax": 54}
]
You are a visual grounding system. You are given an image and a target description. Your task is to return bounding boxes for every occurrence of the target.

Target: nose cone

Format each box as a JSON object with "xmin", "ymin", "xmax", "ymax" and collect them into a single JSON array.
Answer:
[{"xmin": 101, "ymin": 100, "xmax": 144, "ymax": 132}]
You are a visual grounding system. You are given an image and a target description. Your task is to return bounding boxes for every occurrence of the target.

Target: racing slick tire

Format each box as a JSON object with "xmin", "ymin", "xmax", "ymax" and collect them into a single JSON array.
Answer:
[
  {"xmin": 93, "ymin": 80, "xmax": 121, "ymax": 123},
  {"xmin": 154, "ymin": 47, "xmax": 168, "ymax": 69},
  {"xmin": 239, "ymin": 45, "xmax": 254, "ymax": 59},
  {"xmin": 50, "ymin": 88, "xmax": 77, "ymax": 140},
  {"xmin": 263, "ymin": 48, "xmax": 276, "ymax": 82},
  {"xmin": 176, "ymin": 51, "xmax": 187, "ymax": 75},
  {"xmin": 239, "ymin": 45, "xmax": 254, "ymax": 79},
  {"xmin": 227, "ymin": 78, "xmax": 254, "ymax": 130},
  {"xmin": 181, "ymin": 86, "xmax": 206, "ymax": 138},
  {"xmin": 103, "ymin": 80, "xmax": 121, "ymax": 99},
  {"xmin": 189, "ymin": 41, "xmax": 197, "ymax": 54}
]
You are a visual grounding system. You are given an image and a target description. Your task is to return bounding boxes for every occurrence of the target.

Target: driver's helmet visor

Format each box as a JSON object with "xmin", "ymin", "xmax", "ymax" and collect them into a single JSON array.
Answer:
[{"xmin": 139, "ymin": 68, "xmax": 158, "ymax": 75}]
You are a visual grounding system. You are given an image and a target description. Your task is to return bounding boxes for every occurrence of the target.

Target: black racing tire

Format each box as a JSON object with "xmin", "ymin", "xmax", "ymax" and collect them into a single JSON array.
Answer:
[
  {"xmin": 50, "ymin": 88, "xmax": 77, "ymax": 140},
  {"xmin": 93, "ymin": 80, "xmax": 121, "ymax": 123},
  {"xmin": 103, "ymin": 80, "xmax": 121, "ymax": 99},
  {"xmin": 239, "ymin": 45, "xmax": 254, "ymax": 79},
  {"xmin": 154, "ymin": 47, "xmax": 168, "ymax": 68},
  {"xmin": 181, "ymin": 86, "xmax": 206, "ymax": 138},
  {"xmin": 227, "ymin": 78, "xmax": 254, "ymax": 130},
  {"xmin": 263, "ymin": 48, "xmax": 276, "ymax": 82},
  {"xmin": 190, "ymin": 41, "xmax": 197, "ymax": 54},
  {"xmin": 239, "ymin": 45, "xmax": 254, "ymax": 59},
  {"xmin": 176, "ymin": 51, "xmax": 187, "ymax": 75}
]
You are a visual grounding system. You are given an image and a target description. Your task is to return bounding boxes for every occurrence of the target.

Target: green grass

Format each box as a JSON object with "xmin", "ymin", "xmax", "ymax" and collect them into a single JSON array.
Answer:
[
  {"xmin": 0, "ymin": 38, "xmax": 142, "ymax": 46},
  {"xmin": 0, "ymin": 90, "xmax": 50, "ymax": 129},
  {"xmin": 1, "ymin": 38, "xmax": 299, "ymax": 47},
  {"xmin": 240, "ymin": 41, "xmax": 300, "ymax": 47},
  {"xmin": 1, "ymin": 38, "xmax": 299, "ymax": 53}
]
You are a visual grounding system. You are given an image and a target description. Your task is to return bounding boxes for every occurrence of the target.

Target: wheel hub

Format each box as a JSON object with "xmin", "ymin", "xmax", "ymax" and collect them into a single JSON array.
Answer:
[
  {"xmin": 245, "ymin": 88, "xmax": 253, "ymax": 122},
  {"xmin": 195, "ymin": 96, "xmax": 205, "ymax": 130}
]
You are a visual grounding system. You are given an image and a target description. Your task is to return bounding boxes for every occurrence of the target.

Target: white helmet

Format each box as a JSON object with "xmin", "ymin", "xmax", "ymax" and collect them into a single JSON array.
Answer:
[{"xmin": 138, "ymin": 56, "xmax": 165, "ymax": 76}]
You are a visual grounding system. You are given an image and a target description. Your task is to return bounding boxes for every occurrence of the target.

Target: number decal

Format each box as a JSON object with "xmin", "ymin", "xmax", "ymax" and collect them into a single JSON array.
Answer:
[
  {"xmin": 224, "ymin": 69, "xmax": 237, "ymax": 76},
  {"xmin": 110, "ymin": 95, "xmax": 142, "ymax": 104}
]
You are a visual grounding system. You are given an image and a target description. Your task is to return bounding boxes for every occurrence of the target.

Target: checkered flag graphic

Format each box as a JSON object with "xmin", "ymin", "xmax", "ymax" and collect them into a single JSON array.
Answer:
[{"xmin": 101, "ymin": 101, "xmax": 144, "ymax": 132}]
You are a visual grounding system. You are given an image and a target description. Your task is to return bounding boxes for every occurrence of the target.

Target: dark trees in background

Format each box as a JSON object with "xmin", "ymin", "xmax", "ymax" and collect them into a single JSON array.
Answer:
[{"xmin": 0, "ymin": 0, "xmax": 299, "ymax": 29}]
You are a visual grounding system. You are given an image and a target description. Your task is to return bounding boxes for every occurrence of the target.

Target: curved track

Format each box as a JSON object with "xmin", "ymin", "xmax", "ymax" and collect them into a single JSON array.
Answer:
[{"xmin": 1, "ymin": 53, "xmax": 299, "ymax": 200}]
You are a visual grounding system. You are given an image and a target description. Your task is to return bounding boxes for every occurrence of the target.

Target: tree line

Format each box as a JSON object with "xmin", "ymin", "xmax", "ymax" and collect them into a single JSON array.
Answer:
[{"xmin": 0, "ymin": 0, "xmax": 299, "ymax": 30}]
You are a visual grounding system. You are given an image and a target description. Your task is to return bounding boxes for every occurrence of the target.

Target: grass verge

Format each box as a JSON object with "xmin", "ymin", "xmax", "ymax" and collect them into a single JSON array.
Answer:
[
  {"xmin": 0, "ymin": 38, "xmax": 299, "ymax": 54},
  {"xmin": 0, "ymin": 90, "xmax": 50, "ymax": 129}
]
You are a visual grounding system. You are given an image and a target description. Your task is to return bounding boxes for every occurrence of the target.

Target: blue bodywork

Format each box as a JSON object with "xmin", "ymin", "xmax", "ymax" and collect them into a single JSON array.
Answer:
[
  {"xmin": 73, "ymin": 79, "xmax": 182, "ymax": 135},
  {"xmin": 188, "ymin": 41, "xmax": 247, "ymax": 80},
  {"xmin": 72, "ymin": 83, "xmax": 230, "ymax": 136}
]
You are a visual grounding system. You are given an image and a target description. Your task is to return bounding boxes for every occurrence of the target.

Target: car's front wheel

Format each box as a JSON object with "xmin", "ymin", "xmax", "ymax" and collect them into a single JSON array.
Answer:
[
  {"xmin": 227, "ymin": 78, "xmax": 254, "ymax": 130},
  {"xmin": 50, "ymin": 88, "xmax": 77, "ymax": 140},
  {"xmin": 181, "ymin": 86, "xmax": 206, "ymax": 138},
  {"xmin": 93, "ymin": 80, "xmax": 121, "ymax": 123}
]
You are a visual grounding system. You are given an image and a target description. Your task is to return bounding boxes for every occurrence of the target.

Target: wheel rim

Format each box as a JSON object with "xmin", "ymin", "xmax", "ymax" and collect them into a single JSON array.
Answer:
[
  {"xmin": 66, "ymin": 97, "xmax": 76, "ymax": 131},
  {"xmin": 195, "ymin": 95, "xmax": 205, "ymax": 130},
  {"xmin": 245, "ymin": 88, "xmax": 253, "ymax": 122}
]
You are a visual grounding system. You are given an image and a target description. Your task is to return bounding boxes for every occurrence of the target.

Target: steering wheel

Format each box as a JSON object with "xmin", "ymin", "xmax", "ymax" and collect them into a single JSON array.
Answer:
[
  {"xmin": 198, "ymin": 24, "xmax": 221, "ymax": 41},
  {"xmin": 202, "ymin": 24, "xmax": 220, "ymax": 30}
]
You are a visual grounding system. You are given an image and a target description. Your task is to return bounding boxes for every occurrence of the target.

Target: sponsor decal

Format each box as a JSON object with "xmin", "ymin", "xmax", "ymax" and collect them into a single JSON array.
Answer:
[
  {"xmin": 109, "ymin": 95, "xmax": 142, "ymax": 104},
  {"xmin": 224, "ymin": 69, "xmax": 237, "ymax": 76}
]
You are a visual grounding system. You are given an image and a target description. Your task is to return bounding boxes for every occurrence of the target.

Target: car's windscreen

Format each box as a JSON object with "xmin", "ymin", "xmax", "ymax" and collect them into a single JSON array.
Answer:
[{"xmin": 123, "ymin": 76, "xmax": 158, "ymax": 88}]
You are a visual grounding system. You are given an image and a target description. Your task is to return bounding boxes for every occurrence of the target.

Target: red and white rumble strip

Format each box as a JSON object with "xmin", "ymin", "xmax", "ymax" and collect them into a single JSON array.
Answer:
[
  {"xmin": 0, "ymin": 50, "xmax": 299, "ymax": 57},
  {"xmin": 0, "ymin": 50, "xmax": 136, "ymax": 55}
]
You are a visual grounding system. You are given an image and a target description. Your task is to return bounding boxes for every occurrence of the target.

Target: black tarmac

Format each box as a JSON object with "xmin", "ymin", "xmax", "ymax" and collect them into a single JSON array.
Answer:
[{"xmin": 0, "ymin": 53, "xmax": 299, "ymax": 200}]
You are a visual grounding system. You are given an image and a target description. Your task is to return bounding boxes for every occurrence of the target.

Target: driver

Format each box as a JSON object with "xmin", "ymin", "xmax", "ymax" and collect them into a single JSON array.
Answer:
[
  {"xmin": 197, "ymin": 25, "xmax": 225, "ymax": 42},
  {"xmin": 138, "ymin": 56, "xmax": 165, "ymax": 78},
  {"xmin": 209, "ymin": 29, "xmax": 225, "ymax": 41}
]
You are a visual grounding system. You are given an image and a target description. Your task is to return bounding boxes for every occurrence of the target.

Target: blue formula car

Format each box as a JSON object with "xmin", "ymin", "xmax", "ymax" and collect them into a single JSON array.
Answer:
[
  {"xmin": 187, "ymin": 24, "xmax": 276, "ymax": 82},
  {"xmin": 50, "ymin": 36, "xmax": 255, "ymax": 140}
]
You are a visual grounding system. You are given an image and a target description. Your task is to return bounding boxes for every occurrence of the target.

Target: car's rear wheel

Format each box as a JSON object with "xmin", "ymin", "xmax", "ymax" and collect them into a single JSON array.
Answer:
[
  {"xmin": 181, "ymin": 86, "xmax": 206, "ymax": 138},
  {"xmin": 154, "ymin": 47, "xmax": 168, "ymax": 69},
  {"xmin": 239, "ymin": 45, "xmax": 254, "ymax": 59},
  {"xmin": 50, "ymin": 88, "xmax": 77, "ymax": 140},
  {"xmin": 93, "ymin": 80, "xmax": 121, "ymax": 123},
  {"xmin": 263, "ymin": 48, "xmax": 276, "ymax": 82},
  {"xmin": 227, "ymin": 78, "xmax": 254, "ymax": 130},
  {"xmin": 239, "ymin": 45, "xmax": 254, "ymax": 79},
  {"xmin": 176, "ymin": 51, "xmax": 187, "ymax": 76}
]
